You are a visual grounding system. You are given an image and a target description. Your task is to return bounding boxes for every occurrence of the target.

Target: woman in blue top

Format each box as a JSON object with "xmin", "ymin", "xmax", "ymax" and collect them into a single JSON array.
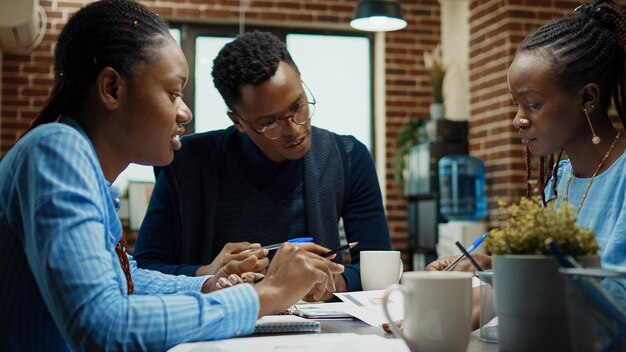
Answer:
[
  {"xmin": 428, "ymin": 0, "xmax": 626, "ymax": 324},
  {"xmin": 511, "ymin": 0, "xmax": 626, "ymax": 305},
  {"xmin": 0, "ymin": 1, "xmax": 343, "ymax": 350}
]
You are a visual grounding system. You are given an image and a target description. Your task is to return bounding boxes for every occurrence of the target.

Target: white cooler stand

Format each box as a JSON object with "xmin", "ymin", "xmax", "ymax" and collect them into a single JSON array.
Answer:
[{"xmin": 437, "ymin": 221, "xmax": 487, "ymax": 258}]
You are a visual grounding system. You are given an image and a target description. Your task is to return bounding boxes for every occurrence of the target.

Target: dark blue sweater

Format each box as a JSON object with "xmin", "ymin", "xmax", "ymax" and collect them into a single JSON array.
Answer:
[{"xmin": 133, "ymin": 126, "xmax": 391, "ymax": 291}]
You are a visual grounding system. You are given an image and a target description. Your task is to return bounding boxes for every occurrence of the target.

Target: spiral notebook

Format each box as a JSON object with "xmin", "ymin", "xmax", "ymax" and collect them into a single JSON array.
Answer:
[{"xmin": 254, "ymin": 315, "xmax": 321, "ymax": 334}]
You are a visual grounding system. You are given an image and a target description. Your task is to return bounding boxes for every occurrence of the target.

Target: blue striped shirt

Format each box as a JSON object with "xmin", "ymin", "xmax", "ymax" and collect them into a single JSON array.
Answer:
[{"xmin": 0, "ymin": 117, "xmax": 259, "ymax": 351}]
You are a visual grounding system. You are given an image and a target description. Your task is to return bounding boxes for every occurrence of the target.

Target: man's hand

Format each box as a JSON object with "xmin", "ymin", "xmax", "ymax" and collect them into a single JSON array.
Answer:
[
  {"xmin": 195, "ymin": 242, "xmax": 269, "ymax": 276},
  {"xmin": 303, "ymin": 273, "xmax": 347, "ymax": 302},
  {"xmin": 425, "ymin": 253, "xmax": 492, "ymax": 273},
  {"xmin": 253, "ymin": 243, "xmax": 345, "ymax": 317},
  {"xmin": 292, "ymin": 242, "xmax": 348, "ymax": 302}
]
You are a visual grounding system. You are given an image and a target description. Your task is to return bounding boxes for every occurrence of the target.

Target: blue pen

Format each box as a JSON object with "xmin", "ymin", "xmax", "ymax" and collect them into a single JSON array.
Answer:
[
  {"xmin": 262, "ymin": 237, "xmax": 314, "ymax": 251},
  {"xmin": 444, "ymin": 233, "xmax": 488, "ymax": 271}
]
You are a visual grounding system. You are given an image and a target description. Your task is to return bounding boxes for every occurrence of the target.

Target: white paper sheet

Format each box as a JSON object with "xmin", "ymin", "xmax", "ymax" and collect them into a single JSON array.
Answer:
[
  {"xmin": 333, "ymin": 290, "xmax": 404, "ymax": 327},
  {"xmin": 168, "ymin": 333, "xmax": 409, "ymax": 352}
]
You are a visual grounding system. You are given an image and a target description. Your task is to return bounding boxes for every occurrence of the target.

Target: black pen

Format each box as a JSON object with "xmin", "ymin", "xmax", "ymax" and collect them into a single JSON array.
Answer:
[
  {"xmin": 444, "ymin": 233, "xmax": 488, "ymax": 271},
  {"xmin": 454, "ymin": 241, "xmax": 484, "ymax": 272},
  {"xmin": 545, "ymin": 238, "xmax": 580, "ymax": 268},
  {"xmin": 321, "ymin": 242, "xmax": 358, "ymax": 258}
]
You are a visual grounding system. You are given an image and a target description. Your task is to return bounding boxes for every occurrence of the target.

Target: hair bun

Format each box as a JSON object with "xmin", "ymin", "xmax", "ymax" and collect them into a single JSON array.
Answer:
[{"xmin": 576, "ymin": 4, "xmax": 615, "ymax": 30}]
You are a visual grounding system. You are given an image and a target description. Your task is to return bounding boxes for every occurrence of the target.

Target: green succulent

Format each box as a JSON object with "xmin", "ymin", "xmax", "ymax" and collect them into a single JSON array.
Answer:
[{"xmin": 485, "ymin": 196, "xmax": 599, "ymax": 255}]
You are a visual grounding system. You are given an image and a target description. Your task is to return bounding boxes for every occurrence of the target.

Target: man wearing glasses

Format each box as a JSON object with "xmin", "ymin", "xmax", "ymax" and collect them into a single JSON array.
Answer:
[{"xmin": 134, "ymin": 31, "xmax": 391, "ymax": 300}]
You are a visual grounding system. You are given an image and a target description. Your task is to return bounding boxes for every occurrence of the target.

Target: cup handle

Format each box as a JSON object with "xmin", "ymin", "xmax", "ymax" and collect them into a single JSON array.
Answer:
[
  {"xmin": 382, "ymin": 284, "xmax": 408, "ymax": 343},
  {"xmin": 398, "ymin": 258, "xmax": 404, "ymax": 281}
]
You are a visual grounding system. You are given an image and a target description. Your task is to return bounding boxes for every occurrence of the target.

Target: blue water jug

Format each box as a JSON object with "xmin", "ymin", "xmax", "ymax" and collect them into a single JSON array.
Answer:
[{"xmin": 438, "ymin": 155, "xmax": 487, "ymax": 221}]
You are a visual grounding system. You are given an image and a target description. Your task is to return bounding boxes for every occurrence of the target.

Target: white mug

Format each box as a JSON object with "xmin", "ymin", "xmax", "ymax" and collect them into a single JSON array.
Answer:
[
  {"xmin": 382, "ymin": 271, "xmax": 473, "ymax": 352},
  {"xmin": 360, "ymin": 250, "xmax": 403, "ymax": 291}
]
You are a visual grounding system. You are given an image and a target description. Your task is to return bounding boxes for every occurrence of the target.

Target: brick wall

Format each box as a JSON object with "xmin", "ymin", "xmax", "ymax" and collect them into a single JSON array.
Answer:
[
  {"xmin": 383, "ymin": 0, "xmax": 442, "ymax": 249},
  {"xmin": 0, "ymin": 0, "xmax": 586, "ymax": 251}
]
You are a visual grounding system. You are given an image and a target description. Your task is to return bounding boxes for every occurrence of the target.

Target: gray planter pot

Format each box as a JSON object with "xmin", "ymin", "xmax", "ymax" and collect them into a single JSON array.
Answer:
[{"xmin": 493, "ymin": 255, "xmax": 600, "ymax": 352}]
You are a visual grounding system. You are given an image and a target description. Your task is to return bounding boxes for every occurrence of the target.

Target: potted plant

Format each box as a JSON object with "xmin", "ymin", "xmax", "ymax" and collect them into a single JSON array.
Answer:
[
  {"xmin": 423, "ymin": 43, "xmax": 446, "ymax": 119},
  {"xmin": 394, "ymin": 119, "xmax": 428, "ymax": 184},
  {"xmin": 485, "ymin": 196, "xmax": 600, "ymax": 351}
]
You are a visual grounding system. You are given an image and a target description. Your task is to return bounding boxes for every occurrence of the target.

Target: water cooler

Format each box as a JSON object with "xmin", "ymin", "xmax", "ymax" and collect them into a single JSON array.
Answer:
[{"xmin": 437, "ymin": 155, "xmax": 488, "ymax": 258}]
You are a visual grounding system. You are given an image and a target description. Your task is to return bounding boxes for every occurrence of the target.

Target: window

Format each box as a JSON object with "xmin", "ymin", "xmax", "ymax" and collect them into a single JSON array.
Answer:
[{"xmin": 286, "ymin": 33, "xmax": 371, "ymax": 148}]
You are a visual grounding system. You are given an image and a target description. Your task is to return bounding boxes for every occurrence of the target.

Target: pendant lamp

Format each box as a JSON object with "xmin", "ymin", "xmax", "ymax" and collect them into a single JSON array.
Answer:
[{"xmin": 350, "ymin": 0, "xmax": 407, "ymax": 32}]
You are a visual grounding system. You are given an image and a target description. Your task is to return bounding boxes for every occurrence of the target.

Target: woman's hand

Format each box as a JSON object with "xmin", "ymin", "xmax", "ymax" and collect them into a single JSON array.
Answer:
[
  {"xmin": 214, "ymin": 272, "xmax": 265, "ymax": 290},
  {"xmin": 195, "ymin": 242, "xmax": 269, "ymax": 276},
  {"xmin": 425, "ymin": 253, "xmax": 492, "ymax": 274},
  {"xmin": 253, "ymin": 243, "xmax": 345, "ymax": 317},
  {"xmin": 201, "ymin": 255, "xmax": 265, "ymax": 293}
]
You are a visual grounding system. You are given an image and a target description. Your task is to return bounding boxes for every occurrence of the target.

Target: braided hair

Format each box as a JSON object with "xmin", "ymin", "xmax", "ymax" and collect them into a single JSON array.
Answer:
[
  {"xmin": 28, "ymin": 0, "xmax": 171, "ymax": 133},
  {"xmin": 212, "ymin": 31, "xmax": 299, "ymax": 109},
  {"xmin": 518, "ymin": 0, "xmax": 626, "ymax": 202}
]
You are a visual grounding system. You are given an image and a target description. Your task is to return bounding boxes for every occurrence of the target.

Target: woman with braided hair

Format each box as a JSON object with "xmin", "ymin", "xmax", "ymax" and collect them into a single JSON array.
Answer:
[
  {"xmin": 0, "ymin": 1, "xmax": 343, "ymax": 350},
  {"xmin": 511, "ymin": 0, "xmax": 626, "ymax": 306},
  {"xmin": 428, "ymin": 0, "xmax": 626, "ymax": 325}
]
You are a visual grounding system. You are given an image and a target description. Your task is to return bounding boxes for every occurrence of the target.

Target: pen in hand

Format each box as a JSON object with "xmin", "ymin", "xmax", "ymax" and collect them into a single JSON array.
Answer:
[
  {"xmin": 321, "ymin": 242, "xmax": 359, "ymax": 258},
  {"xmin": 444, "ymin": 233, "xmax": 488, "ymax": 272},
  {"xmin": 262, "ymin": 237, "xmax": 314, "ymax": 251},
  {"xmin": 454, "ymin": 241, "xmax": 484, "ymax": 272}
]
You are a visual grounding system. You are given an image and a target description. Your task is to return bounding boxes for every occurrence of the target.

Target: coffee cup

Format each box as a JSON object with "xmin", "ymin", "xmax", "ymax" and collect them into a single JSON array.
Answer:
[
  {"xmin": 382, "ymin": 271, "xmax": 473, "ymax": 352},
  {"xmin": 360, "ymin": 250, "xmax": 403, "ymax": 291}
]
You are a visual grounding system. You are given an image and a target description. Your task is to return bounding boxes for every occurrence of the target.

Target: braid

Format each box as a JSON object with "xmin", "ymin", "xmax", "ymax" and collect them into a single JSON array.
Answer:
[
  {"xmin": 526, "ymin": 146, "xmax": 532, "ymax": 198},
  {"xmin": 212, "ymin": 31, "xmax": 300, "ymax": 108},
  {"xmin": 545, "ymin": 153, "xmax": 555, "ymax": 203},
  {"xmin": 538, "ymin": 156, "xmax": 546, "ymax": 205},
  {"xmin": 594, "ymin": 0, "xmax": 626, "ymax": 127},
  {"xmin": 27, "ymin": 0, "xmax": 170, "ymax": 133},
  {"xmin": 552, "ymin": 150, "xmax": 564, "ymax": 199},
  {"xmin": 546, "ymin": 153, "xmax": 555, "ymax": 184}
]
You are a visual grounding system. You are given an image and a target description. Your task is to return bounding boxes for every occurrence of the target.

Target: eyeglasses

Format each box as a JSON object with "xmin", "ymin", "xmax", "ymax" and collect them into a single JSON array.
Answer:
[{"xmin": 232, "ymin": 82, "xmax": 316, "ymax": 140}]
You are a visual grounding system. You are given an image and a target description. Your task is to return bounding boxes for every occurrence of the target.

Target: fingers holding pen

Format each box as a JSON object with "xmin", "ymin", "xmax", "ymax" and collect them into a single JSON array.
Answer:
[
  {"xmin": 254, "ymin": 243, "xmax": 344, "ymax": 315},
  {"xmin": 425, "ymin": 253, "xmax": 492, "ymax": 273},
  {"xmin": 292, "ymin": 242, "xmax": 338, "ymax": 260},
  {"xmin": 288, "ymin": 244, "xmax": 344, "ymax": 300}
]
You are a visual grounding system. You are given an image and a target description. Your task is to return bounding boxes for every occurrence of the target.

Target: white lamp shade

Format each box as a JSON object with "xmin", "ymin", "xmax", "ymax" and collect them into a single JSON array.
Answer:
[{"xmin": 350, "ymin": 0, "xmax": 407, "ymax": 32}]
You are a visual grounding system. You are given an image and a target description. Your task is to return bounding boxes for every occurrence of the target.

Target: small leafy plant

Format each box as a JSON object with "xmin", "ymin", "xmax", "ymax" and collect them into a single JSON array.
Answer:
[
  {"xmin": 485, "ymin": 196, "xmax": 599, "ymax": 255},
  {"xmin": 394, "ymin": 119, "xmax": 427, "ymax": 181}
]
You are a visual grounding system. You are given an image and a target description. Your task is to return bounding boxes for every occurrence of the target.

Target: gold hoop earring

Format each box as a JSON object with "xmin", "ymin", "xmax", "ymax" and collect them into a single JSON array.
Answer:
[{"xmin": 584, "ymin": 108, "xmax": 601, "ymax": 145}]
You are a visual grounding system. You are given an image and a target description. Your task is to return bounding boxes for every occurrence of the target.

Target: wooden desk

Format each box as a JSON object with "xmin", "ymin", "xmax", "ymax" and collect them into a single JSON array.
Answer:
[{"xmin": 318, "ymin": 319, "xmax": 498, "ymax": 352}]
